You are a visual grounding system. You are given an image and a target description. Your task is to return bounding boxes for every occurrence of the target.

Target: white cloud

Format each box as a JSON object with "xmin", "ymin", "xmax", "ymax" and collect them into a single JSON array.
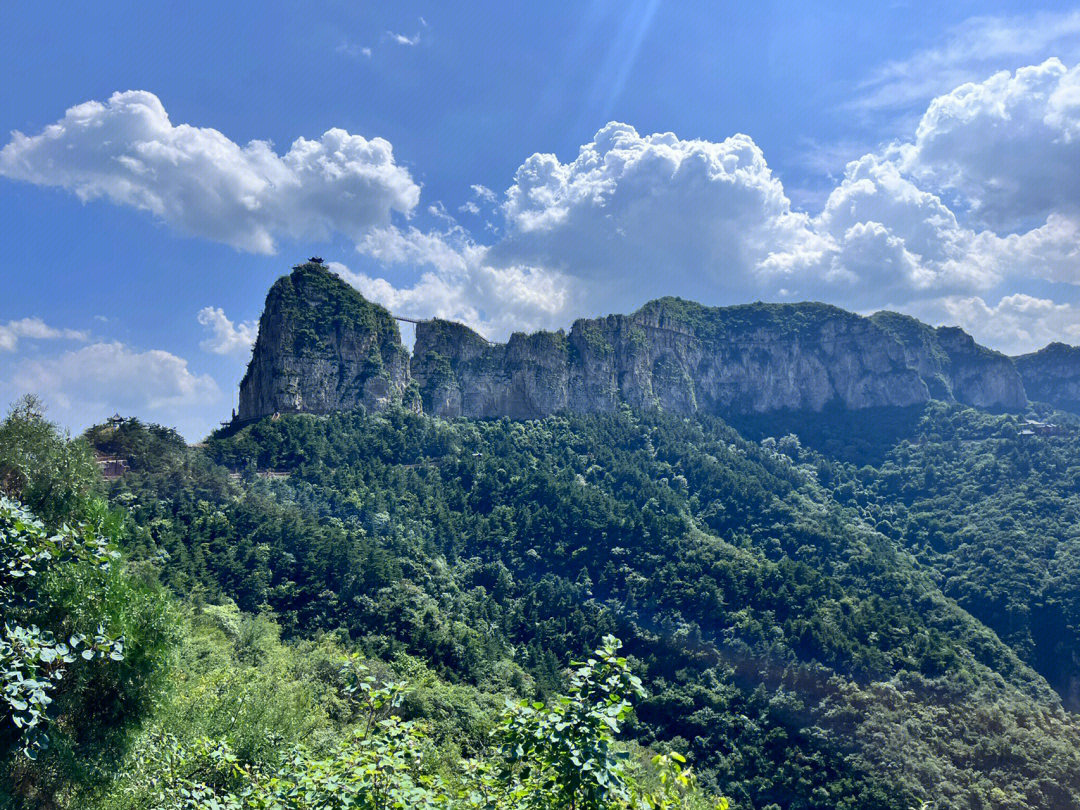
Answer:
[
  {"xmin": 10, "ymin": 62, "xmax": 1080, "ymax": 359},
  {"xmin": 0, "ymin": 318, "xmax": 87, "ymax": 353},
  {"xmin": 8, "ymin": 341, "xmax": 220, "ymax": 438},
  {"xmin": 197, "ymin": 307, "xmax": 256, "ymax": 356},
  {"xmin": 471, "ymin": 184, "xmax": 496, "ymax": 202},
  {"xmin": 800, "ymin": 153, "xmax": 1002, "ymax": 301},
  {"xmin": 934, "ymin": 294, "xmax": 1080, "ymax": 355},
  {"xmin": 340, "ymin": 226, "xmax": 574, "ymax": 340},
  {"xmin": 332, "ymin": 77, "xmax": 1080, "ymax": 350},
  {"xmin": 386, "ymin": 19, "xmax": 426, "ymax": 48},
  {"xmin": 854, "ymin": 11, "xmax": 1080, "ymax": 112},
  {"xmin": 899, "ymin": 58, "xmax": 1080, "ymax": 232},
  {"xmin": 491, "ymin": 122, "xmax": 826, "ymax": 311},
  {"xmin": 0, "ymin": 90, "xmax": 420, "ymax": 253},
  {"xmin": 336, "ymin": 42, "xmax": 372, "ymax": 59}
]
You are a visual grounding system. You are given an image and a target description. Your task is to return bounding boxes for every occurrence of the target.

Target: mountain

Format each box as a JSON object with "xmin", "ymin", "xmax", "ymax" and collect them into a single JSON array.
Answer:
[
  {"xmin": 239, "ymin": 262, "xmax": 1030, "ymax": 423},
  {"xmin": 88, "ymin": 404, "xmax": 1080, "ymax": 809},
  {"xmin": 238, "ymin": 263, "xmax": 414, "ymax": 420},
  {"xmin": 870, "ymin": 311, "xmax": 1027, "ymax": 409},
  {"xmin": 12, "ymin": 260, "xmax": 1080, "ymax": 808},
  {"xmin": 1014, "ymin": 342, "xmax": 1080, "ymax": 413}
]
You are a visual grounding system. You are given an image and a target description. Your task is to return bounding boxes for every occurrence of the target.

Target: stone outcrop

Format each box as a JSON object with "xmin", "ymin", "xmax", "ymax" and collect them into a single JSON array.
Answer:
[
  {"xmin": 239, "ymin": 266, "xmax": 1037, "ymax": 424},
  {"xmin": 238, "ymin": 263, "xmax": 413, "ymax": 420},
  {"xmin": 871, "ymin": 312, "xmax": 1027, "ymax": 410},
  {"xmin": 1014, "ymin": 343, "xmax": 1080, "ymax": 413},
  {"xmin": 412, "ymin": 298, "xmax": 1028, "ymax": 419}
]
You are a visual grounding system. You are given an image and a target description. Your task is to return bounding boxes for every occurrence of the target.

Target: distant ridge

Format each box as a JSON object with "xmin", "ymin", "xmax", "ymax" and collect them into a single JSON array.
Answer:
[{"xmin": 236, "ymin": 261, "xmax": 1080, "ymax": 423}]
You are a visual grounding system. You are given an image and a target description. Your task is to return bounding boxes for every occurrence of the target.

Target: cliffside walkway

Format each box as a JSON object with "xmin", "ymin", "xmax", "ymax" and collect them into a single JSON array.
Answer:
[{"xmin": 392, "ymin": 315, "xmax": 495, "ymax": 345}]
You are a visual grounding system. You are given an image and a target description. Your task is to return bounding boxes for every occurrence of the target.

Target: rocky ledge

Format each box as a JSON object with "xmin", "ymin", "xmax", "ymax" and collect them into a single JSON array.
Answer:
[{"xmin": 1014, "ymin": 343, "xmax": 1080, "ymax": 413}]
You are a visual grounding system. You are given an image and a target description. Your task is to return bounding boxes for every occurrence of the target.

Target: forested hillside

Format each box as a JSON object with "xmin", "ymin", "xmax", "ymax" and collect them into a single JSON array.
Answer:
[
  {"xmin": 2, "ymin": 391, "xmax": 1076, "ymax": 808},
  {"xmin": 2, "ymin": 400, "xmax": 725, "ymax": 810}
]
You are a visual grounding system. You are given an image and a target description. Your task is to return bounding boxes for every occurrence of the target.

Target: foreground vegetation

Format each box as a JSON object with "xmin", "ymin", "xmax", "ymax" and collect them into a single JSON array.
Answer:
[{"xmin": 2, "ymin": 399, "xmax": 726, "ymax": 809}]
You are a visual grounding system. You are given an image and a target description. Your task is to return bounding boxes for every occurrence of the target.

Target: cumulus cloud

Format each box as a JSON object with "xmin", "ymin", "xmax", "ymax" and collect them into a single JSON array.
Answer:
[
  {"xmin": 0, "ymin": 90, "xmax": 420, "ymax": 253},
  {"xmin": 341, "ymin": 226, "xmax": 574, "ymax": 339},
  {"xmin": 490, "ymin": 122, "xmax": 827, "ymax": 311},
  {"xmin": 8, "ymin": 341, "xmax": 220, "ymax": 438},
  {"xmin": 0, "ymin": 318, "xmax": 87, "ymax": 353},
  {"xmin": 197, "ymin": 307, "xmax": 257, "ymax": 356},
  {"xmin": 897, "ymin": 59, "xmax": 1080, "ymax": 232},
  {"xmin": 797, "ymin": 154, "xmax": 1002, "ymax": 301},
  {"xmin": 934, "ymin": 294, "xmax": 1080, "ymax": 355},
  {"xmin": 8, "ymin": 62, "xmax": 1080, "ymax": 357},
  {"xmin": 337, "ymin": 65, "xmax": 1080, "ymax": 350}
]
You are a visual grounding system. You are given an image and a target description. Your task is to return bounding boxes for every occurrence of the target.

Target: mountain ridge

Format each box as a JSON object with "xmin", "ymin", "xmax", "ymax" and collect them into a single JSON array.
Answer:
[{"xmin": 238, "ymin": 262, "xmax": 1078, "ymax": 422}]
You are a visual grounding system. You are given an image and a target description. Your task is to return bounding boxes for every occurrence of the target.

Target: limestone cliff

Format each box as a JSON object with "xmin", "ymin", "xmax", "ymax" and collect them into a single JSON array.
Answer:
[
  {"xmin": 412, "ymin": 298, "xmax": 1028, "ymax": 420},
  {"xmin": 1015, "ymin": 343, "xmax": 1080, "ymax": 413},
  {"xmin": 871, "ymin": 312, "xmax": 1027, "ymax": 410},
  {"xmin": 240, "ymin": 267, "xmax": 1032, "ymax": 424},
  {"xmin": 238, "ymin": 263, "xmax": 412, "ymax": 420}
]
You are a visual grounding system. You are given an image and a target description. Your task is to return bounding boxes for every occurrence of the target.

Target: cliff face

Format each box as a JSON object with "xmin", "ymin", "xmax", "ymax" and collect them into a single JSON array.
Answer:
[
  {"xmin": 240, "ymin": 267, "xmax": 1034, "ymax": 424},
  {"xmin": 871, "ymin": 312, "xmax": 1027, "ymax": 410},
  {"xmin": 412, "ymin": 298, "xmax": 1028, "ymax": 420},
  {"xmin": 1015, "ymin": 343, "xmax": 1080, "ymax": 412},
  {"xmin": 238, "ymin": 263, "xmax": 412, "ymax": 420}
]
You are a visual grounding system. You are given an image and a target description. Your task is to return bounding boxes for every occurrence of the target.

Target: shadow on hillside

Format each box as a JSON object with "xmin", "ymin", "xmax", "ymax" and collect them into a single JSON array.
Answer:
[{"xmin": 728, "ymin": 404, "xmax": 928, "ymax": 466}]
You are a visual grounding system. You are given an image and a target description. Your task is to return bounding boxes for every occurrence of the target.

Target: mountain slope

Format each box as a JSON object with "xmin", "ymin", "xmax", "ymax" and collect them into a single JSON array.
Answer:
[
  {"xmin": 93, "ymin": 408, "xmax": 1080, "ymax": 809},
  {"xmin": 1015, "ymin": 342, "xmax": 1080, "ymax": 413},
  {"xmin": 238, "ymin": 263, "xmax": 414, "ymax": 420}
]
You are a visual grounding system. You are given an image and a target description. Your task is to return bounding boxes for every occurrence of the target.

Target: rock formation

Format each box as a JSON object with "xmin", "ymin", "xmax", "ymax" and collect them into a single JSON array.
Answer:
[
  {"xmin": 238, "ymin": 263, "xmax": 1039, "ymax": 424},
  {"xmin": 1014, "ymin": 343, "xmax": 1080, "ymax": 413},
  {"xmin": 238, "ymin": 263, "xmax": 413, "ymax": 420},
  {"xmin": 870, "ymin": 312, "xmax": 1027, "ymax": 410},
  {"xmin": 412, "ymin": 298, "xmax": 1027, "ymax": 419}
]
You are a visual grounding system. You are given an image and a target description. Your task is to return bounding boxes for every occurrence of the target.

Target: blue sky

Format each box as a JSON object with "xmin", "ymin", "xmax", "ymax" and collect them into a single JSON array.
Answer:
[{"xmin": 3, "ymin": 1, "xmax": 1080, "ymax": 438}]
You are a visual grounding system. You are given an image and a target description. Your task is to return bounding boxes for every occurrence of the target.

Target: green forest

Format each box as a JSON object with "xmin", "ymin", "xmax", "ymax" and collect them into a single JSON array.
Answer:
[{"xmin": 4, "ymin": 394, "xmax": 1080, "ymax": 808}]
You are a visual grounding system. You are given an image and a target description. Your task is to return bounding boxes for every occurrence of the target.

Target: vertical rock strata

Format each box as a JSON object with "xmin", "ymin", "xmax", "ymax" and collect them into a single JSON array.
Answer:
[
  {"xmin": 239, "ymin": 264, "xmax": 1039, "ymax": 422},
  {"xmin": 413, "ymin": 298, "xmax": 1027, "ymax": 418},
  {"xmin": 238, "ymin": 263, "xmax": 412, "ymax": 420},
  {"xmin": 1014, "ymin": 343, "xmax": 1080, "ymax": 413}
]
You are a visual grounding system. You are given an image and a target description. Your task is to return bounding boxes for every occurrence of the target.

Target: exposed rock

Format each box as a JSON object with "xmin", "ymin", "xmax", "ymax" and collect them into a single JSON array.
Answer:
[
  {"xmin": 933, "ymin": 327, "xmax": 1027, "ymax": 410},
  {"xmin": 1014, "ymin": 343, "xmax": 1080, "ymax": 413},
  {"xmin": 414, "ymin": 298, "xmax": 1026, "ymax": 420},
  {"xmin": 238, "ymin": 263, "xmax": 413, "ymax": 420},
  {"xmin": 240, "ymin": 267, "xmax": 1031, "ymax": 424},
  {"xmin": 872, "ymin": 312, "xmax": 1027, "ymax": 410}
]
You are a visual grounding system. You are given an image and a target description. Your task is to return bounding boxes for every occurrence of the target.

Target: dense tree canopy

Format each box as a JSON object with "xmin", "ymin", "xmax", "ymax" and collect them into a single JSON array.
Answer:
[{"xmin": 4, "ymin": 397, "xmax": 1080, "ymax": 809}]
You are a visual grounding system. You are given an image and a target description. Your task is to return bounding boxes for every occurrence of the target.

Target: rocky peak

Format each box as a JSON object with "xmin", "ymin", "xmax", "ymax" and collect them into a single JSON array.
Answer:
[
  {"xmin": 238, "ymin": 263, "xmax": 412, "ymax": 420},
  {"xmin": 932, "ymin": 326, "xmax": 1027, "ymax": 410},
  {"xmin": 870, "ymin": 312, "xmax": 1027, "ymax": 409},
  {"xmin": 1014, "ymin": 342, "xmax": 1080, "ymax": 413}
]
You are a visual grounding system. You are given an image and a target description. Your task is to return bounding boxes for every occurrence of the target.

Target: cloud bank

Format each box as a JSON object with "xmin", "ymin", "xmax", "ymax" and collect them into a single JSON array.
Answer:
[
  {"xmin": 346, "ymin": 59, "xmax": 1080, "ymax": 352},
  {"xmin": 4, "ymin": 60, "xmax": 1080, "ymax": 356},
  {"xmin": 0, "ymin": 91, "xmax": 420, "ymax": 253},
  {"xmin": 7, "ymin": 340, "xmax": 221, "ymax": 438}
]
